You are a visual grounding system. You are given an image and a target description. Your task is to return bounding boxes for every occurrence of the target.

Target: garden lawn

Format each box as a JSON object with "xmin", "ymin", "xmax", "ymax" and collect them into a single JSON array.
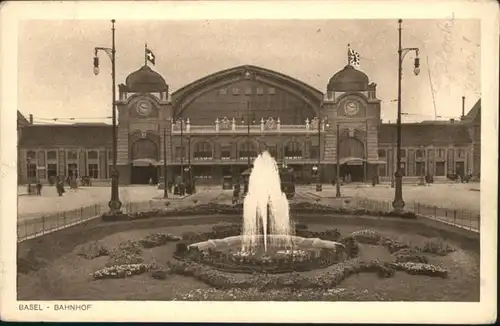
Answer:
[{"xmin": 17, "ymin": 222, "xmax": 480, "ymax": 301}]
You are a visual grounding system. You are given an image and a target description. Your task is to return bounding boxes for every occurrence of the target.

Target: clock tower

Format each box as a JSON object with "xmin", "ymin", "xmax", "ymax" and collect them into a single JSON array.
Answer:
[
  {"xmin": 322, "ymin": 64, "xmax": 382, "ymax": 182},
  {"xmin": 115, "ymin": 65, "xmax": 173, "ymax": 184}
]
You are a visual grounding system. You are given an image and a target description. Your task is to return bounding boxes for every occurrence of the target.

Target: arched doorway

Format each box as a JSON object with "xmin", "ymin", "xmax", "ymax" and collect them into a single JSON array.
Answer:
[
  {"xmin": 131, "ymin": 139, "xmax": 159, "ymax": 184},
  {"xmin": 339, "ymin": 137, "xmax": 365, "ymax": 182}
]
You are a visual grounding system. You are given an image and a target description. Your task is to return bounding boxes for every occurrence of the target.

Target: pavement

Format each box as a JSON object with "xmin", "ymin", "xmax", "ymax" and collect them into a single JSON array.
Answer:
[
  {"xmin": 301, "ymin": 183, "xmax": 480, "ymax": 213},
  {"xmin": 17, "ymin": 183, "xmax": 480, "ymax": 220}
]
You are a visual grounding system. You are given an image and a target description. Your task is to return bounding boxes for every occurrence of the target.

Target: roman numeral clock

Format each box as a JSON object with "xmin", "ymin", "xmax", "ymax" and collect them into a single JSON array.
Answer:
[{"xmin": 344, "ymin": 100, "xmax": 360, "ymax": 116}]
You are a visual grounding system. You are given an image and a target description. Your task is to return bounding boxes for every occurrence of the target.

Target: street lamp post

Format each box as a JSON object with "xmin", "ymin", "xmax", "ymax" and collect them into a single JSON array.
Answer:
[
  {"xmin": 93, "ymin": 19, "xmax": 122, "ymax": 214},
  {"xmin": 180, "ymin": 118, "xmax": 184, "ymax": 181},
  {"xmin": 316, "ymin": 117, "xmax": 322, "ymax": 192},
  {"xmin": 163, "ymin": 125, "xmax": 168, "ymax": 198},
  {"xmin": 393, "ymin": 19, "xmax": 420, "ymax": 213},
  {"xmin": 241, "ymin": 101, "xmax": 254, "ymax": 169},
  {"xmin": 246, "ymin": 101, "xmax": 252, "ymax": 168},
  {"xmin": 27, "ymin": 157, "xmax": 32, "ymax": 194},
  {"xmin": 336, "ymin": 123, "xmax": 341, "ymax": 197},
  {"xmin": 418, "ymin": 146, "xmax": 426, "ymax": 186}
]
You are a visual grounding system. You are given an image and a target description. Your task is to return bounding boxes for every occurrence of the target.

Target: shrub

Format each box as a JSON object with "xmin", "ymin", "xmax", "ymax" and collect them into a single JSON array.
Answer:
[
  {"xmin": 391, "ymin": 262, "xmax": 448, "ymax": 278},
  {"xmin": 100, "ymin": 202, "xmax": 418, "ymax": 223},
  {"xmin": 294, "ymin": 222, "xmax": 308, "ymax": 231},
  {"xmin": 350, "ymin": 229, "xmax": 383, "ymax": 245},
  {"xmin": 339, "ymin": 236, "xmax": 360, "ymax": 258},
  {"xmin": 150, "ymin": 264, "xmax": 171, "ymax": 280},
  {"xmin": 212, "ymin": 222, "xmax": 242, "ymax": 235},
  {"xmin": 175, "ymin": 242, "xmax": 189, "ymax": 255},
  {"xmin": 181, "ymin": 231, "xmax": 199, "ymax": 242},
  {"xmin": 420, "ymin": 238, "xmax": 455, "ymax": 256},
  {"xmin": 139, "ymin": 233, "xmax": 181, "ymax": 248},
  {"xmin": 116, "ymin": 240, "xmax": 142, "ymax": 255},
  {"xmin": 76, "ymin": 241, "xmax": 109, "ymax": 260},
  {"xmin": 393, "ymin": 248, "xmax": 428, "ymax": 264},
  {"xmin": 381, "ymin": 238, "xmax": 411, "ymax": 253}
]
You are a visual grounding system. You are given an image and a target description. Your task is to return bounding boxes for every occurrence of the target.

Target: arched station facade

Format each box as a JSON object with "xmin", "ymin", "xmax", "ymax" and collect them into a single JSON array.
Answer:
[{"xmin": 18, "ymin": 64, "xmax": 480, "ymax": 185}]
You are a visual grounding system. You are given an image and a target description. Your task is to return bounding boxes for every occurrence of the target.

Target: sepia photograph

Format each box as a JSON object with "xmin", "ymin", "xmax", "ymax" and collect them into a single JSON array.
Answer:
[{"xmin": 1, "ymin": 0, "xmax": 497, "ymax": 323}]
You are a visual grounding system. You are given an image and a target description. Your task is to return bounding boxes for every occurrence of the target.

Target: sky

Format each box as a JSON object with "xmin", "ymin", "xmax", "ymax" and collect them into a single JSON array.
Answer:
[{"xmin": 18, "ymin": 18, "xmax": 480, "ymax": 124}]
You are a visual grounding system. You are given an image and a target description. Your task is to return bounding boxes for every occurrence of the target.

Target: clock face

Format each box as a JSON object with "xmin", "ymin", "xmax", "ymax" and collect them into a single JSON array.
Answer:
[
  {"xmin": 136, "ymin": 100, "xmax": 152, "ymax": 116},
  {"xmin": 344, "ymin": 101, "xmax": 359, "ymax": 116}
]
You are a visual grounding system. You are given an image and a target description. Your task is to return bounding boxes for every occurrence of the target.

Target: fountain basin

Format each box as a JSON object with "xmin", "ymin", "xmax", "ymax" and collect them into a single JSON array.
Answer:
[{"xmin": 179, "ymin": 235, "xmax": 346, "ymax": 274}]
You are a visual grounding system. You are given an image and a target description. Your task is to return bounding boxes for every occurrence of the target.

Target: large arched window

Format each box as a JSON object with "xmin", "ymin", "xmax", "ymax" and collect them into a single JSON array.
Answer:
[
  {"xmin": 131, "ymin": 139, "xmax": 158, "ymax": 160},
  {"xmin": 238, "ymin": 141, "xmax": 257, "ymax": 160},
  {"xmin": 284, "ymin": 141, "xmax": 302, "ymax": 159},
  {"xmin": 339, "ymin": 138, "xmax": 365, "ymax": 159},
  {"xmin": 194, "ymin": 141, "xmax": 213, "ymax": 160}
]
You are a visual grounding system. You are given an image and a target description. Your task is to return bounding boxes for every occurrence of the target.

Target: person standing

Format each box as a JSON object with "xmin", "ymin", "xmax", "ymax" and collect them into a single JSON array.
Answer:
[
  {"xmin": 35, "ymin": 179, "xmax": 42, "ymax": 196},
  {"xmin": 56, "ymin": 177, "xmax": 65, "ymax": 196}
]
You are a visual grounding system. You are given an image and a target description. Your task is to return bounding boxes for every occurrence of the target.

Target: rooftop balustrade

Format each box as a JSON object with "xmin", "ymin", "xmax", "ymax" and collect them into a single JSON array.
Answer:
[{"xmin": 170, "ymin": 116, "xmax": 327, "ymax": 134}]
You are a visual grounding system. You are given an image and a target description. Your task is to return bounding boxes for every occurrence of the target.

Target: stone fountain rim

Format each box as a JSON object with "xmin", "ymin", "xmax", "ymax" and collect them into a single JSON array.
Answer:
[{"xmin": 188, "ymin": 234, "xmax": 345, "ymax": 251}]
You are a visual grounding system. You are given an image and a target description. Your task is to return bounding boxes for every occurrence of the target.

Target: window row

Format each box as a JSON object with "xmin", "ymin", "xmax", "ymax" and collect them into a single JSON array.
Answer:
[
  {"xmin": 26, "ymin": 150, "xmax": 113, "ymax": 161},
  {"xmin": 174, "ymin": 141, "xmax": 319, "ymax": 160},
  {"xmin": 377, "ymin": 161, "xmax": 462, "ymax": 178},
  {"xmin": 219, "ymin": 87, "xmax": 276, "ymax": 96},
  {"xmin": 377, "ymin": 148, "xmax": 466, "ymax": 159},
  {"xmin": 26, "ymin": 162, "xmax": 113, "ymax": 180}
]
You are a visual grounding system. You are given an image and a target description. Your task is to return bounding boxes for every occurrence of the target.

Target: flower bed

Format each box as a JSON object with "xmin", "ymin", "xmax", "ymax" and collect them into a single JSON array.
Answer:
[
  {"xmin": 391, "ymin": 262, "xmax": 448, "ymax": 278},
  {"xmin": 175, "ymin": 244, "xmax": 344, "ymax": 274},
  {"xmin": 350, "ymin": 229, "xmax": 383, "ymax": 245},
  {"xmin": 167, "ymin": 258, "xmax": 398, "ymax": 290},
  {"xmin": 100, "ymin": 202, "xmax": 417, "ymax": 222},
  {"xmin": 138, "ymin": 232, "xmax": 181, "ymax": 248},
  {"xmin": 173, "ymin": 287, "xmax": 381, "ymax": 301},
  {"xmin": 91, "ymin": 263, "xmax": 150, "ymax": 280},
  {"xmin": 76, "ymin": 241, "xmax": 109, "ymax": 260},
  {"xmin": 106, "ymin": 240, "xmax": 144, "ymax": 267}
]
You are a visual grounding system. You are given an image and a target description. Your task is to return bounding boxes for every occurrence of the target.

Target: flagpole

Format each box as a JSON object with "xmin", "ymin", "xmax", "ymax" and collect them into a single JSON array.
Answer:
[
  {"xmin": 144, "ymin": 43, "xmax": 148, "ymax": 66},
  {"xmin": 347, "ymin": 43, "xmax": 350, "ymax": 66}
]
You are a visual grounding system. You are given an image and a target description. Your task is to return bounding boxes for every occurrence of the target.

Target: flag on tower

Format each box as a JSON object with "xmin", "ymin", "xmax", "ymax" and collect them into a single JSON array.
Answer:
[
  {"xmin": 347, "ymin": 44, "xmax": 360, "ymax": 68},
  {"xmin": 145, "ymin": 44, "xmax": 156, "ymax": 65}
]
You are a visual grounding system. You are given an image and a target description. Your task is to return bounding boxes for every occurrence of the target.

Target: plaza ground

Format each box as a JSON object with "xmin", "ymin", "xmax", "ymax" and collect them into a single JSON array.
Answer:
[{"xmin": 18, "ymin": 183, "xmax": 480, "ymax": 220}]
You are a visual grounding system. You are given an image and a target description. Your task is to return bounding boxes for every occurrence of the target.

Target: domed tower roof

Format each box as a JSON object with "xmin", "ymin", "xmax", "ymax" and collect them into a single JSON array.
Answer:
[
  {"xmin": 327, "ymin": 65, "xmax": 369, "ymax": 92},
  {"xmin": 125, "ymin": 65, "xmax": 168, "ymax": 93}
]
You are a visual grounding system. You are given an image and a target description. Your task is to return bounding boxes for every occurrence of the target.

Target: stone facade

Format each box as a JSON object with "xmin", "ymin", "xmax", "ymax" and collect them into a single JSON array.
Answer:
[{"xmin": 18, "ymin": 64, "xmax": 481, "ymax": 184}]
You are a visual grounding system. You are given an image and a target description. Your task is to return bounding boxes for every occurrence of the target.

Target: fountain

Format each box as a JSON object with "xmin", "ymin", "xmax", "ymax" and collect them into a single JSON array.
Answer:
[
  {"xmin": 242, "ymin": 151, "xmax": 294, "ymax": 252},
  {"xmin": 185, "ymin": 150, "xmax": 345, "ymax": 273}
]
